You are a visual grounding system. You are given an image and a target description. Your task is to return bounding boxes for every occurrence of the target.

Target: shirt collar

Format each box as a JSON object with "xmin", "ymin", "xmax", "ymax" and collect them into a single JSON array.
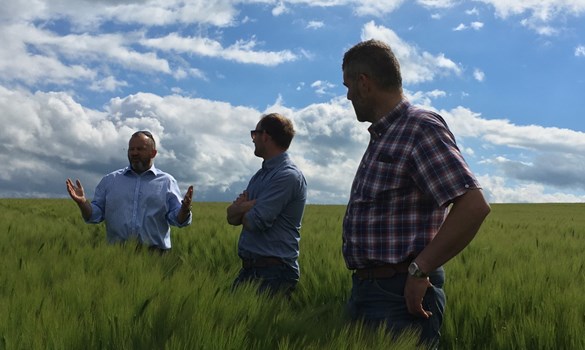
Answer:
[
  {"xmin": 262, "ymin": 152, "xmax": 288, "ymax": 171},
  {"xmin": 123, "ymin": 164, "xmax": 158, "ymax": 176},
  {"xmin": 368, "ymin": 99, "xmax": 411, "ymax": 140}
]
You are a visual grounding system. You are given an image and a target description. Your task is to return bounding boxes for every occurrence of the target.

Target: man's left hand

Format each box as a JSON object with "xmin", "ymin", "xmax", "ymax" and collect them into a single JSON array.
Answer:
[
  {"xmin": 182, "ymin": 185, "xmax": 194, "ymax": 210},
  {"xmin": 404, "ymin": 275, "xmax": 433, "ymax": 318}
]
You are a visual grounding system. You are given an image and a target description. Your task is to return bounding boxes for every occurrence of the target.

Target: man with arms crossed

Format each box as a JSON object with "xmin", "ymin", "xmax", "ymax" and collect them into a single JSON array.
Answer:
[
  {"xmin": 66, "ymin": 130, "xmax": 193, "ymax": 252},
  {"xmin": 341, "ymin": 39, "xmax": 491, "ymax": 347},
  {"xmin": 227, "ymin": 113, "xmax": 307, "ymax": 297}
]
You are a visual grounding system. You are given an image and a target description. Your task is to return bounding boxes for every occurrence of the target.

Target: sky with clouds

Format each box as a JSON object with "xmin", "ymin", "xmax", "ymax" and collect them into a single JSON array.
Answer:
[{"xmin": 1, "ymin": 0, "xmax": 585, "ymax": 204}]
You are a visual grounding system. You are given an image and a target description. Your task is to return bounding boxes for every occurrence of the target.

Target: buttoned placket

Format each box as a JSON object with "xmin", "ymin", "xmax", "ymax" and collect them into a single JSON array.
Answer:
[{"xmin": 131, "ymin": 173, "xmax": 141, "ymax": 239}]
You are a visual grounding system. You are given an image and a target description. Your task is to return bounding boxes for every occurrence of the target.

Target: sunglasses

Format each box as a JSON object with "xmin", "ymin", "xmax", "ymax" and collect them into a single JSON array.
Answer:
[
  {"xmin": 132, "ymin": 130, "xmax": 156, "ymax": 147},
  {"xmin": 250, "ymin": 129, "xmax": 265, "ymax": 138}
]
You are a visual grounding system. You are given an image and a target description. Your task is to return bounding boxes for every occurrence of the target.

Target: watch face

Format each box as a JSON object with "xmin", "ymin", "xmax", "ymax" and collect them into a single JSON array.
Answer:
[{"xmin": 408, "ymin": 262, "xmax": 417, "ymax": 275}]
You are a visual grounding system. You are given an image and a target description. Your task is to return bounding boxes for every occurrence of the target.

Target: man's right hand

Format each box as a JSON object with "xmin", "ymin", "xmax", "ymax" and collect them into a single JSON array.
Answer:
[
  {"xmin": 227, "ymin": 190, "xmax": 256, "ymax": 226},
  {"xmin": 66, "ymin": 178, "xmax": 93, "ymax": 220},
  {"xmin": 66, "ymin": 178, "xmax": 86, "ymax": 205}
]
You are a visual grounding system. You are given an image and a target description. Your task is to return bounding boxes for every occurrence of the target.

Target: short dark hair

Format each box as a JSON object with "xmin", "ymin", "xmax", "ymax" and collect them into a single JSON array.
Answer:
[
  {"xmin": 342, "ymin": 39, "xmax": 402, "ymax": 91},
  {"xmin": 132, "ymin": 130, "xmax": 156, "ymax": 149},
  {"xmin": 259, "ymin": 113, "xmax": 295, "ymax": 150}
]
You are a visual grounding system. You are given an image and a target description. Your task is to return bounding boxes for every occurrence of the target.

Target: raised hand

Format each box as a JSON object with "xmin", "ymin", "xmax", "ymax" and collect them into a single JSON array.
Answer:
[
  {"xmin": 66, "ymin": 178, "xmax": 86, "ymax": 205},
  {"xmin": 182, "ymin": 185, "xmax": 194, "ymax": 210}
]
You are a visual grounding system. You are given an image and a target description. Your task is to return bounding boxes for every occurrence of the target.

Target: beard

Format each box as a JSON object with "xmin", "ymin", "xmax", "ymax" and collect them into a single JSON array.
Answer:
[{"xmin": 129, "ymin": 157, "xmax": 151, "ymax": 173}]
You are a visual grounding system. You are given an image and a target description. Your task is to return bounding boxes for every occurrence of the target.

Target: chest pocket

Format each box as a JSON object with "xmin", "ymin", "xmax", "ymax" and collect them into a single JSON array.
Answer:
[
  {"xmin": 359, "ymin": 152, "xmax": 412, "ymax": 199},
  {"xmin": 143, "ymin": 182, "xmax": 166, "ymax": 209}
]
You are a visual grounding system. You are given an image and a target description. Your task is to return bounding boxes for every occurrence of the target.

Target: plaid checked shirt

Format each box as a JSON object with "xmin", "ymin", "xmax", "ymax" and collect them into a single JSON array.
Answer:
[{"xmin": 342, "ymin": 100, "xmax": 481, "ymax": 269}]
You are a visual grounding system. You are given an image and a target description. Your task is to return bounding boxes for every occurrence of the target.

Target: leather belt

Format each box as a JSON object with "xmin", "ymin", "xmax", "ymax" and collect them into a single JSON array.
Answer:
[
  {"xmin": 354, "ymin": 261, "xmax": 410, "ymax": 280},
  {"xmin": 242, "ymin": 257, "xmax": 284, "ymax": 269}
]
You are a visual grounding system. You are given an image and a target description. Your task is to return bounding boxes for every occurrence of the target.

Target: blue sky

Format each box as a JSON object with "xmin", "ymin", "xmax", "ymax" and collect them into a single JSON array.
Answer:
[{"xmin": 1, "ymin": 0, "xmax": 585, "ymax": 204}]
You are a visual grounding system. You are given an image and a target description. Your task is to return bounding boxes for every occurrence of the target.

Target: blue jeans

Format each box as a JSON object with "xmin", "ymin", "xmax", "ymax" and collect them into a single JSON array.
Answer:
[
  {"xmin": 347, "ymin": 267, "xmax": 446, "ymax": 348},
  {"xmin": 232, "ymin": 264, "xmax": 298, "ymax": 298}
]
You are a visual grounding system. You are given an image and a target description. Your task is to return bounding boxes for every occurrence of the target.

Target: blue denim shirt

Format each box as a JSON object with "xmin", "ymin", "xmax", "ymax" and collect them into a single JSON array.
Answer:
[
  {"xmin": 87, "ymin": 165, "xmax": 192, "ymax": 249},
  {"xmin": 238, "ymin": 153, "xmax": 307, "ymax": 276}
]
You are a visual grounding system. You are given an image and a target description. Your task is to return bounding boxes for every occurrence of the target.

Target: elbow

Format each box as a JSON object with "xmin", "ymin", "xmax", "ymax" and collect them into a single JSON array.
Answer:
[
  {"xmin": 472, "ymin": 193, "xmax": 491, "ymax": 226},
  {"xmin": 478, "ymin": 194, "xmax": 491, "ymax": 219}
]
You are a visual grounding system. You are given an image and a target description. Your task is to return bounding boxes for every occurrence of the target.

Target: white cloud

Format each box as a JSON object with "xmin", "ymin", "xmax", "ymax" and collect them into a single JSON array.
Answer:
[
  {"xmin": 470, "ymin": 21, "xmax": 484, "ymax": 30},
  {"xmin": 353, "ymin": 0, "xmax": 406, "ymax": 16},
  {"xmin": 407, "ymin": 89, "xmax": 447, "ymax": 106},
  {"xmin": 454, "ymin": 22, "xmax": 484, "ymax": 31},
  {"xmin": 454, "ymin": 23, "xmax": 467, "ymax": 31},
  {"xmin": 478, "ymin": 0, "xmax": 585, "ymax": 35},
  {"xmin": 272, "ymin": 1, "xmax": 289, "ymax": 16},
  {"xmin": 473, "ymin": 68, "xmax": 485, "ymax": 82},
  {"xmin": 361, "ymin": 21, "xmax": 462, "ymax": 84},
  {"xmin": 141, "ymin": 34, "xmax": 298, "ymax": 66},
  {"xmin": 416, "ymin": 0, "xmax": 457, "ymax": 8},
  {"xmin": 3, "ymin": 83, "xmax": 585, "ymax": 203},
  {"xmin": 89, "ymin": 76, "xmax": 128, "ymax": 92},
  {"xmin": 466, "ymin": 7, "xmax": 480, "ymax": 16},
  {"xmin": 575, "ymin": 45, "xmax": 585, "ymax": 57},
  {"xmin": 306, "ymin": 21, "xmax": 325, "ymax": 29},
  {"xmin": 477, "ymin": 175, "xmax": 585, "ymax": 203},
  {"xmin": 0, "ymin": 0, "xmax": 239, "ymax": 28},
  {"xmin": 478, "ymin": 0, "xmax": 585, "ymax": 21},
  {"xmin": 310, "ymin": 80, "xmax": 336, "ymax": 95},
  {"xmin": 520, "ymin": 18, "xmax": 558, "ymax": 36}
]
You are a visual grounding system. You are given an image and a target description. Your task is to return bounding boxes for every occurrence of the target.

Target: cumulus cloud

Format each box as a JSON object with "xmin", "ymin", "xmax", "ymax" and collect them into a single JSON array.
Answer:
[
  {"xmin": 439, "ymin": 105, "xmax": 585, "ymax": 194},
  {"xmin": 0, "ymin": 0, "xmax": 238, "ymax": 28},
  {"xmin": 575, "ymin": 45, "xmax": 585, "ymax": 57},
  {"xmin": 478, "ymin": 0, "xmax": 585, "ymax": 35},
  {"xmin": 3, "ymin": 81, "xmax": 585, "ymax": 203},
  {"xmin": 361, "ymin": 21, "xmax": 462, "ymax": 84},
  {"xmin": 141, "ymin": 34, "xmax": 298, "ymax": 66},
  {"xmin": 477, "ymin": 175, "xmax": 585, "ymax": 203},
  {"xmin": 0, "ymin": 86, "xmax": 366, "ymax": 203}
]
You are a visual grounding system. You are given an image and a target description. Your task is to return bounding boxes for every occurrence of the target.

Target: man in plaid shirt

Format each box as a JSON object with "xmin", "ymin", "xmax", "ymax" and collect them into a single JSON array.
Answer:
[{"xmin": 342, "ymin": 39, "xmax": 491, "ymax": 348}]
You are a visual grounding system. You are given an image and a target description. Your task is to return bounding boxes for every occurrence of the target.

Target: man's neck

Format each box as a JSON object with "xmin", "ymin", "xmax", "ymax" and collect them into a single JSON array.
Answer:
[
  {"xmin": 371, "ymin": 91, "xmax": 404, "ymax": 124},
  {"xmin": 262, "ymin": 149, "xmax": 285, "ymax": 162}
]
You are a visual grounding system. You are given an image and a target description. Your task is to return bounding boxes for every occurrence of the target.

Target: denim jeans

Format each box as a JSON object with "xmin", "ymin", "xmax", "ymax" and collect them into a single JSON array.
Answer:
[
  {"xmin": 232, "ymin": 264, "xmax": 298, "ymax": 298},
  {"xmin": 347, "ymin": 267, "xmax": 446, "ymax": 349}
]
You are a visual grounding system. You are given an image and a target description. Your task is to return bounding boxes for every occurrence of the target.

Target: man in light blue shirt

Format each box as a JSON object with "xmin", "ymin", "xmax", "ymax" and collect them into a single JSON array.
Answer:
[
  {"xmin": 227, "ymin": 113, "xmax": 307, "ymax": 297},
  {"xmin": 66, "ymin": 130, "xmax": 193, "ymax": 252}
]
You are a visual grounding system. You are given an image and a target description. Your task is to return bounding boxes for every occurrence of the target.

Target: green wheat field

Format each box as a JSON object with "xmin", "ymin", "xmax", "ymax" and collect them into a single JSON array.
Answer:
[{"xmin": 1, "ymin": 199, "xmax": 584, "ymax": 349}]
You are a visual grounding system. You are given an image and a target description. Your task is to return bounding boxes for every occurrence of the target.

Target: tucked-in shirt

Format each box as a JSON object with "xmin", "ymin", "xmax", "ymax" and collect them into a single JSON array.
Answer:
[
  {"xmin": 342, "ymin": 100, "xmax": 481, "ymax": 269},
  {"xmin": 87, "ymin": 165, "xmax": 191, "ymax": 249},
  {"xmin": 238, "ymin": 152, "xmax": 307, "ymax": 277}
]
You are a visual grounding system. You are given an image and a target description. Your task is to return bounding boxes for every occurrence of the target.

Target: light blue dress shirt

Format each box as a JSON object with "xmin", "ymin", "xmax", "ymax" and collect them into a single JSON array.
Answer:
[
  {"xmin": 87, "ymin": 165, "xmax": 191, "ymax": 249},
  {"xmin": 238, "ymin": 152, "xmax": 307, "ymax": 276}
]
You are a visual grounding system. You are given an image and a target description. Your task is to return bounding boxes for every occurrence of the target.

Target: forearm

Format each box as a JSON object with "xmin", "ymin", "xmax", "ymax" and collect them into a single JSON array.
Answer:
[
  {"xmin": 415, "ymin": 189, "xmax": 491, "ymax": 273},
  {"xmin": 78, "ymin": 200, "xmax": 92, "ymax": 221},
  {"xmin": 177, "ymin": 206, "xmax": 191, "ymax": 224},
  {"xmin": 226, "ymin": 203, "xmax": 244, "ymax": 225}
]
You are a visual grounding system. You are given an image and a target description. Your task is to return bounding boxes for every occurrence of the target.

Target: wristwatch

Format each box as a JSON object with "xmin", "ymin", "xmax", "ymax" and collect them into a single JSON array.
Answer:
[{"xmin": 408, "ymin": 261, "xmax": 428, "ymax": 278}]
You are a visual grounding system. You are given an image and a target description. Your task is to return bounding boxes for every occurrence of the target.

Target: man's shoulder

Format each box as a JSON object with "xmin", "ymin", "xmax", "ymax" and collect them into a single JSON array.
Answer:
[
  {"xmin": 103, "ymin": 167, "xmax": 129, "ymax": 178},
  {"xmin": 405, "ymin": 105, "xmax": 448, "ymax": 129},
  {"xmin": 278, "ymin": 159, "xmax": 305, "ymax": 178}
]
